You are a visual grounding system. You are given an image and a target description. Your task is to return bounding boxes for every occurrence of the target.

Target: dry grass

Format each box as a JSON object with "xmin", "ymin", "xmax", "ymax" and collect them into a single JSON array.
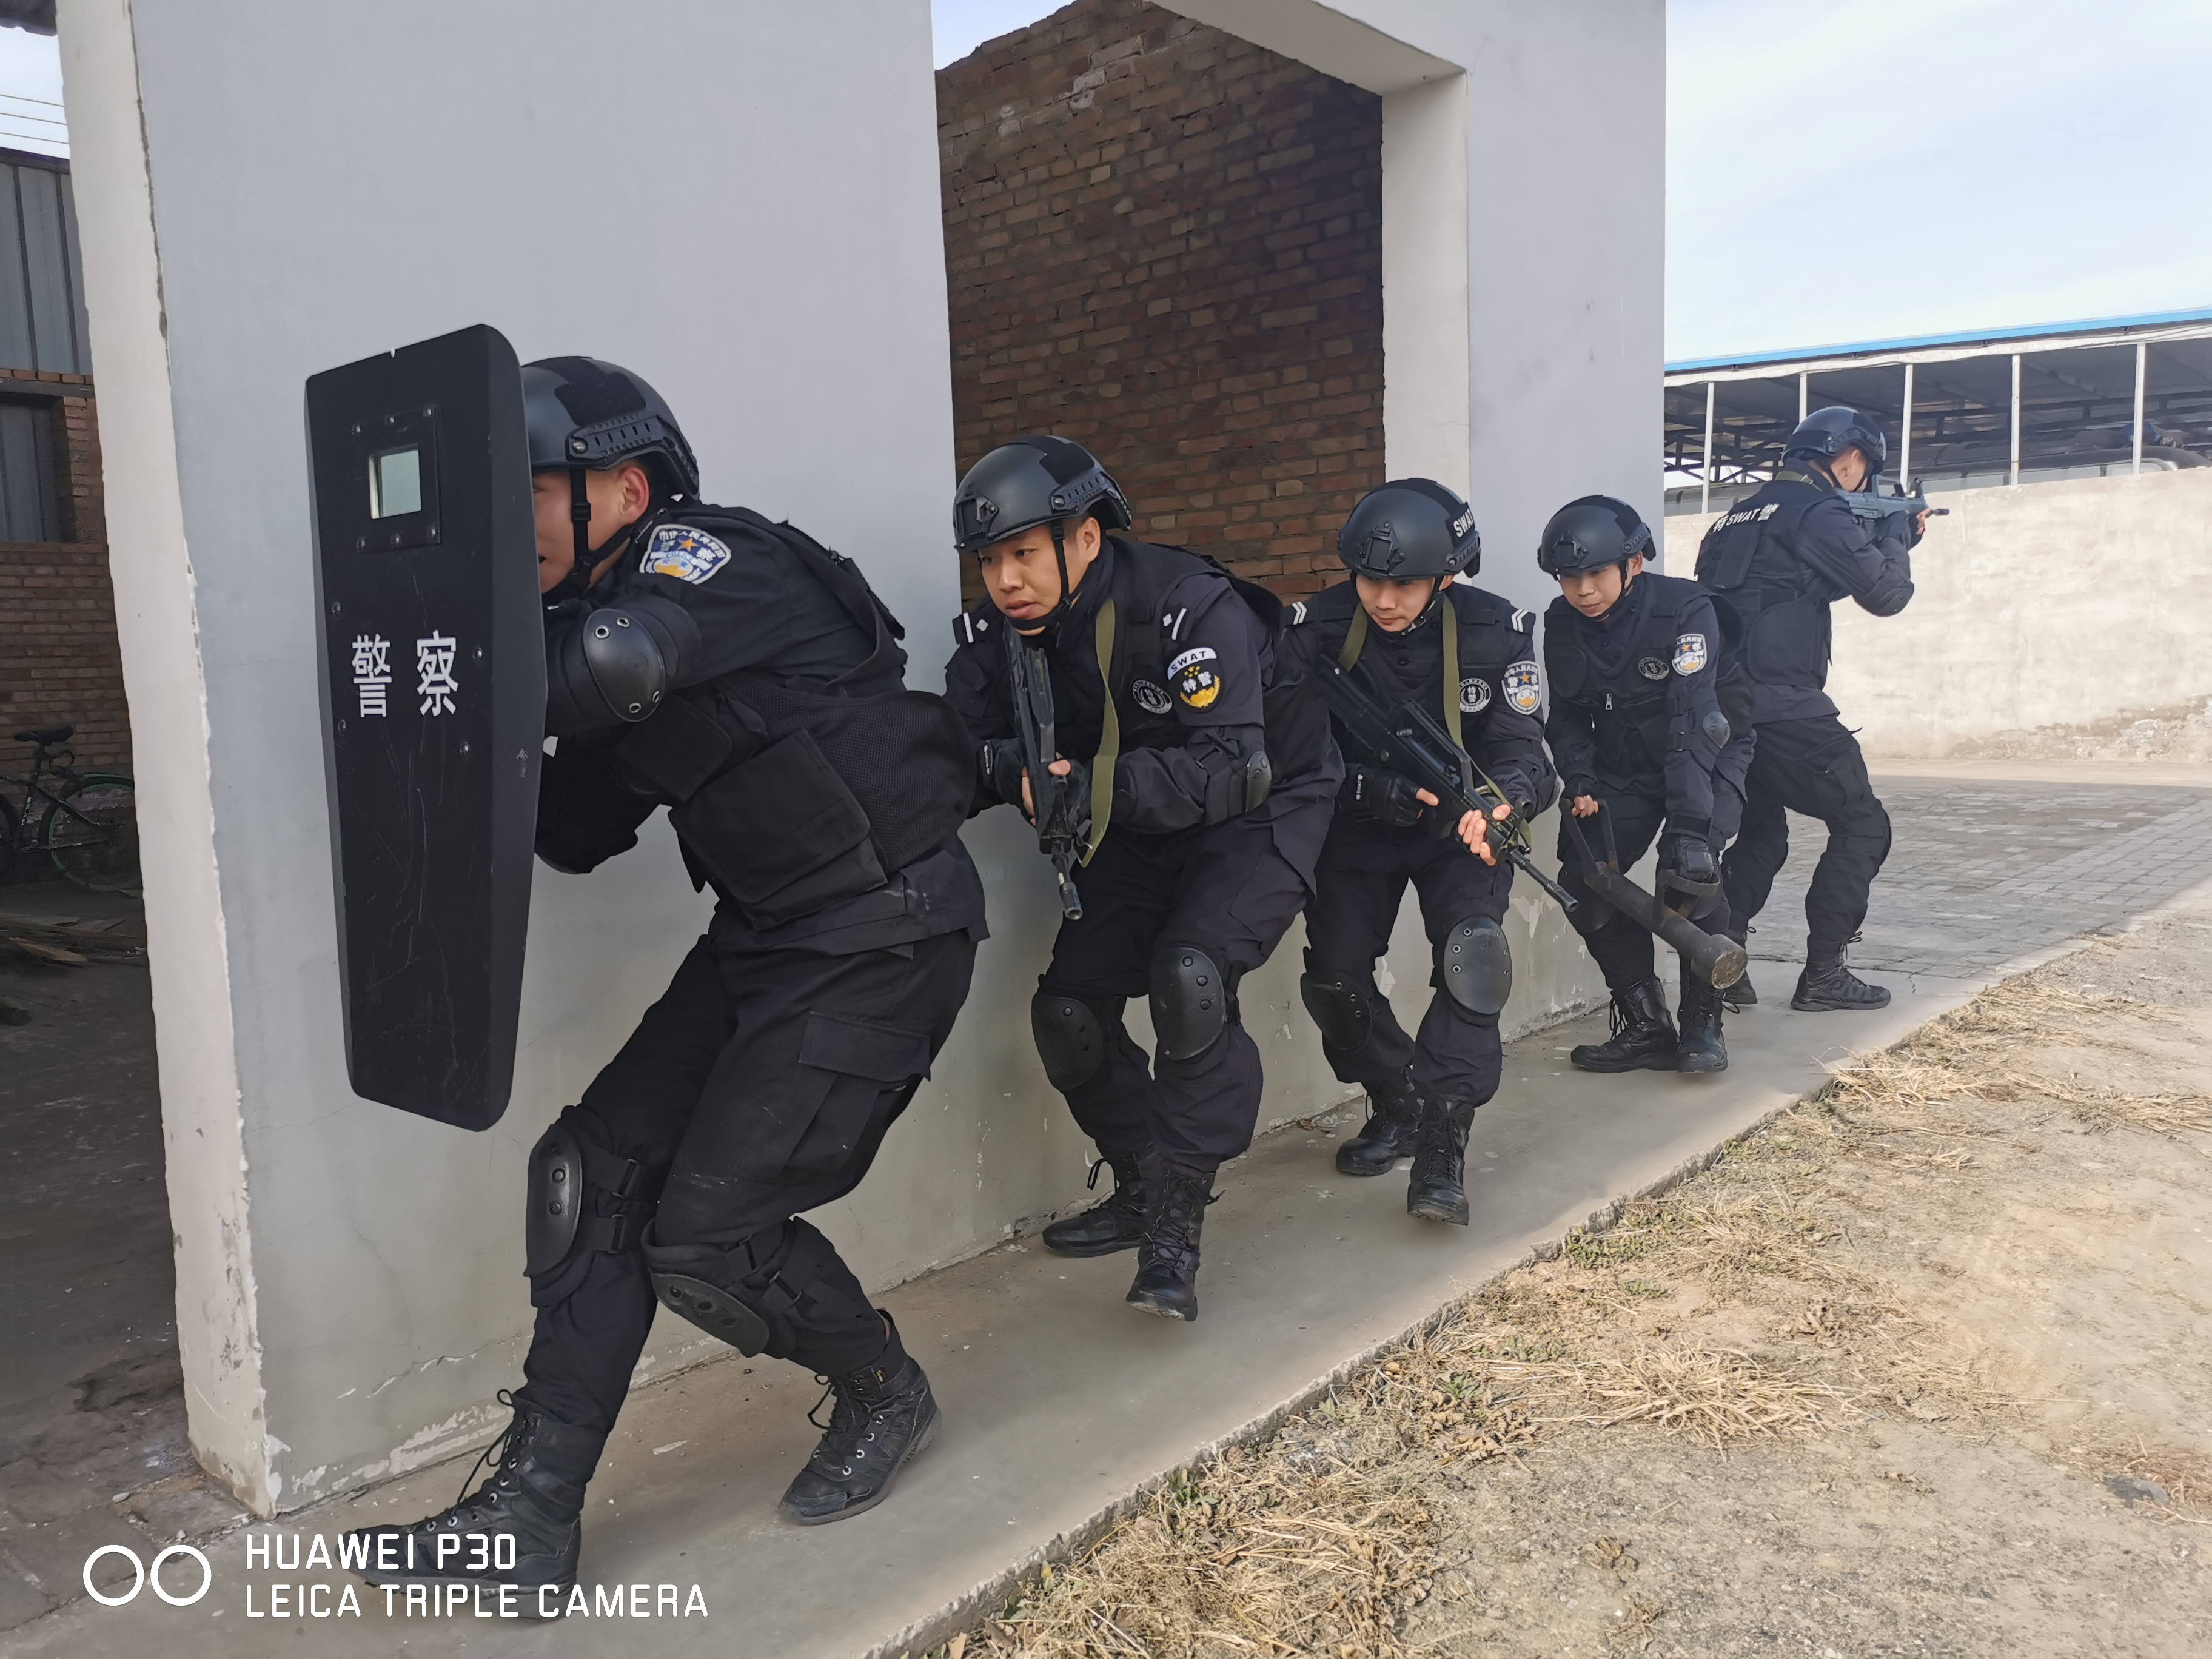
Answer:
[{"xmin": 927, "ymin": 956, "xmax": 2204, "ymax": 1659}]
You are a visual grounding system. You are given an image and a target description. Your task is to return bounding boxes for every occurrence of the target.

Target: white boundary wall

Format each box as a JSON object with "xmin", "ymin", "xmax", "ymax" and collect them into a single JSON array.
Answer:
[
  {"xmin": 1663, "ymin": 468, "xmax": 2212, "ymax": 757},
  {"xmin": 61, "ymin": 0, "xmax": 1660, "ymax": 1512}
]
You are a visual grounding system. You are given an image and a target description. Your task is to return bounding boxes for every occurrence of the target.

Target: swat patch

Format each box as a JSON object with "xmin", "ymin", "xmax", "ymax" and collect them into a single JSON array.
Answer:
[
  {"xmin": 1638, "ymin": 656, "xmax": 1670, "ymax": 681},
  {"xmin": 1501, "ymin": 660, "xmax": 1541, "ymax": 715},
  {"xmin": 1672, "ymin": 632, "xmax": 1709, "ymax": 675},
  {"xmin": 643, "ymin": 523, "xmax": 732, "ymax": 585},
  {"xmin": 1169, "ymin": 645, "xmax": 1222, "ymax": 710},
  {"xmin": 1132, "ymin": 678, "xmax": 1173, "ymax": 715},
  {"xmin": 1459, "ymin": 676, "xmax": 1492, "ymax": 714}
]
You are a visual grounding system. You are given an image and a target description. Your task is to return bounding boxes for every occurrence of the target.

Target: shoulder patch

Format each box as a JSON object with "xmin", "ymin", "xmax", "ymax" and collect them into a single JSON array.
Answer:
[
  {"xmin": 1501, "ymin": 660, "xmax": 1542, "ymax": 715},
  {"xmin": 1458, "ymin": 675, "xmax": 1492, "ymax": 714},
  {"xmin": 1672, "ymin": 632, "xmax": 1709, "ymax": 675},
  {"xmin": 953, "ymin": 609, "xmax": 995, "ymax": 647},
  {"xmin": 1169, "ymin": 645, "xmax": 1222, "ymax": 709},
  {"xmin": 1638, "ymin": 656, "xmax": 1670, "ymax": 680},
  {"xmin": 1511, "ymin": 606, "xmax": 1535, "ymax": 634},
  {"xmin": 1289, "ymin": 600, "xmax": 1309, "ymax": 625},
  {"xmin": 1131, "ymin": 679, "xmax": 1174, "ymax": 715},
  {"xmin": 643, "ymin": 523, "xmax": 732, "ymax": 585}
]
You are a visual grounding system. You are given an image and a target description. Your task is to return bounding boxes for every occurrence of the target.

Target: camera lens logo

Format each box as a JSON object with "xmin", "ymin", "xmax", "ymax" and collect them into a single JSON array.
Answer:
[{"xmin": 83, "ymin": 1544, "xmax": 212, "ymax": 1607}]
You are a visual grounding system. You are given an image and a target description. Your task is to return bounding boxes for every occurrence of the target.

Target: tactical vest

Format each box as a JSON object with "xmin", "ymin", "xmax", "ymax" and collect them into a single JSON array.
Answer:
[
  {"xmin": 1692, "ymin": 476, "xmax": 1834, "ymax": 691},
  {"xmin": 606, "ymin": 506, "xmax": 973, "ymax": 927},
  {"xmin": 1295, "ymin": 580, "xmax": 1529, "ymax": 759},
  {"xmin": 955, "ymin": 537, "xmax": 1331, "ymax": 794},
  {"xmin": 1546, "ymin": 572, "xmax": 1746, "ymax": 770}
]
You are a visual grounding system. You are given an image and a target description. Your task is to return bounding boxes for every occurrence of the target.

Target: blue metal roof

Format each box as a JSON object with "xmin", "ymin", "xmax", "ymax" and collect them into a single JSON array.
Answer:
[{"xmin": 1665, "ymin": 305, "xmax": 2212, "ymax": 376}]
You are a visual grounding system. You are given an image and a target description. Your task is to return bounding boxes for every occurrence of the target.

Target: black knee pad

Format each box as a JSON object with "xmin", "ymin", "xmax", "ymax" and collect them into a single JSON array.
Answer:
[
  {"xmin": 643, "ymin": 1218, "xmax": 848, "ymax": 1362},
  {"xmin": 1437, "ymin": 915, "xmax": 1511, "ymax": 1018},
  {"xmin": 1031, "ymin": 990, "xmax": 1108, "ymax": 1092},
  {"xmin": 1298, "ymin": 960, "xmax": 1374, "ymax": 1053},
  {"xmin": 1150, "ymin": 942, "xmax": 1233, "ymax": 1062},
  {"xmin": 525, "ymin": 1107, "xmax": 666, "ymax": 1307}
]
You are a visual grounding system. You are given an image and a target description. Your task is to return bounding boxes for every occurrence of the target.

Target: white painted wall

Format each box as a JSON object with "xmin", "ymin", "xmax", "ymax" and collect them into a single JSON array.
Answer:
[
  {"xmin": 1663, "ymin": 468, "xmax": 2212, "ymax": 758},
  {"xmin": 64, "ymin": 0, "xmax": 1658, "ymax": 1513}
]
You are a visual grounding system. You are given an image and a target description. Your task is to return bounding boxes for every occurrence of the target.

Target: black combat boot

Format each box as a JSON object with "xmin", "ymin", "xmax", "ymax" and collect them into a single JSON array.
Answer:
[
  {"xmin": 1125, "ymin": 1167, "xmax": 1213, "ymax": 1322},
  {"xmin": 779, "ymin": 1315, "xmax": 940, "ymax": 1526},
  {"xmin": 1569, "ymin": 978, "xmax": 1679, "ymax": 1072},
  {"xmin": 1333, "ymin": 1067, "xmax": 1423, "ymax": 1176},
  {"xmin": 1676, "ymin": 976, "xmax": 1728, "ymax": 1074},
  {"xmin": 346, "ymin": 1393, "xmax": 604, "ymax": 1612},
  {"xmin": 1041, "ymin": 1148, "xmax": 1150, "ymax": 1256},
  {"xmin": 1406, "ymin": 1096, "xmax": 1476, "ymax": 1225},
  {"xmin": 1792, "ymin": 940, "xmax": 1891, "ymax": 1011}
]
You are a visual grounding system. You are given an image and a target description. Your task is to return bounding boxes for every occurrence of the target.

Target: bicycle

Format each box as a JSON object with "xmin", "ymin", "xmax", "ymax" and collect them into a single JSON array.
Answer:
[{"xmin": 0, "ymin": 723, "xmax": 140, "ymax": 893}]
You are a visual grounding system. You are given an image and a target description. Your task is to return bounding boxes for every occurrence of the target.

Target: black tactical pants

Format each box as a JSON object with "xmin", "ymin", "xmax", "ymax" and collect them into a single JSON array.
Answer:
[
  {"xmin": 1555, "ymin": 788, "xmax": 1740, "ymax": 994},
  {"xmin": 1039, "ymin": 807, "xmax": 1319, "ymax": 1175},
  {"xmin": 515, "ymin": 924, "xmax": 976, "ymax": 1435},
  {"xmin": 1720, "ymin": 715, "xmax": 1892, "ymax": 956},
  {"xmin": 1302, "ymin": 818, "xmax": 1513, "ymax": 1105}
]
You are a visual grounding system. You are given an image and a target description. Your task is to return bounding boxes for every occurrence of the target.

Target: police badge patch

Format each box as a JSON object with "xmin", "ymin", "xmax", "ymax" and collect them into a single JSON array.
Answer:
[
  {"xmin": 643, "ymin": 523, "xmax": 732, "ymax": 585},
  {"xmin": 1501, "ymin": 660, "xmax": 1541, "ymax": 714},
  {"xmin": 1672, "ymin": 632, "xmax": 1709, "ymax": 675},
  {"xmin": 1638, "ymin": 657, "xmax": 1670, "ymax": 680},
  {"xmin": 1459, "ymin": 676, "xmax": 1492, "ymax": 714},
  {"xmin": 1132, "ymin": 679, "xmax": 1173, "ymax": 715},
  {"xmin": 1168, "ymin": 645, "xmax": 1222, "ymax": 709}
]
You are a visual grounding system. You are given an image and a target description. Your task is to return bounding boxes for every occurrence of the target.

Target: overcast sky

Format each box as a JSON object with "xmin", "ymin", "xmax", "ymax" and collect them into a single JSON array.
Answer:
[{"xmin": 6, "ymin": 4, "xmax": 2205, "ymax": 361}]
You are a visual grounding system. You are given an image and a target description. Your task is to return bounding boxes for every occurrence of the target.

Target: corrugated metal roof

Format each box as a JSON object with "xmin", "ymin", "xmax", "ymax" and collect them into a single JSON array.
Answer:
[{"xmin": 1665, "ymin": 306, "xmax": 2212, "ymax": 377}]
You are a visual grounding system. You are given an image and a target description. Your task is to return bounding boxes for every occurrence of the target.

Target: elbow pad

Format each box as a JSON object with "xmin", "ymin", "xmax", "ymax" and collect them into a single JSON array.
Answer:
[{"xmin": 546, "ymin": 600, "xmax": 697, "ymax": 735}]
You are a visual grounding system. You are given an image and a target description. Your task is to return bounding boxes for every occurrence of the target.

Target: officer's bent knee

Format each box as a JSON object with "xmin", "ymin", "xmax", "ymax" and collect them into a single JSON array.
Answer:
[
  {"xmin": 525, "ymin": 1110, "xmax": 662, "ymax": 1287},
  {"xmin": 1438, "ymin": 915, "xmax": 1512, "ymax": 1017},
  {"xmin": 1150, "ymin": 943, "xmax": 1232, "ymax": 1062},
  {"xmin": 1298, "ymin": 968, "xmax": 1372, "ymax": 1053},
  {"xmin": 1031, "ymin": 991, "xmax": 1108, "ymax": 1091}
]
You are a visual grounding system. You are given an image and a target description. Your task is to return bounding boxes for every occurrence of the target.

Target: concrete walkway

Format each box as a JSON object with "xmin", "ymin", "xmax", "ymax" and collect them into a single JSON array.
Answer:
[{"xmin": 4, "ymin": 959, "xmax": 1991, "ymax": 1659}]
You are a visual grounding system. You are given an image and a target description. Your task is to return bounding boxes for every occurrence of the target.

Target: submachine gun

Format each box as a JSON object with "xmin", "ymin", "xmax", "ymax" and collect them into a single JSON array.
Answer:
[
  {"xmin": 1843, "ymin": 477, "xmax": 1949, "ymax": 532},
  {"xmin": 1312, "ymin": 656, "xmax": 1578, "ymax": 916},
  {"xmin": 1558, "ymin": 807, "xmax": 1748, "ymax": 990},
  {"xmin": 1006, "ymin": 638, "xmax": 1089, "ymax": 919}
]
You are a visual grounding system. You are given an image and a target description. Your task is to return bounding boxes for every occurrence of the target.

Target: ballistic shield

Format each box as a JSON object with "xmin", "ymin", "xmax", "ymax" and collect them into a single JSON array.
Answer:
[{"xmin": 308, "ymin": 324, "xmax": 541, "ymax": 1130}]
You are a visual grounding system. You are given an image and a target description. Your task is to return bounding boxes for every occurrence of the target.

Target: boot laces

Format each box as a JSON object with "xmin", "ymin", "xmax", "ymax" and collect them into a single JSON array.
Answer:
[
  {"xmin": 1144, "ymin": 1178, "xmax": 1213, "ymax": 1267},
  {"xmin": 432, "ymin": 1390, "xmax": 529, "ymax": 1527},
  {"xmin": 806, "ymin": 1367, "xmax": 910, "ymax": 1480}
]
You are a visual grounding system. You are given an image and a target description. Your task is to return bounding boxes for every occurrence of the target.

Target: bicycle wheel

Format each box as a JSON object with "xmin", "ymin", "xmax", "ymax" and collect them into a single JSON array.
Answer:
[{"xmin": 41, "ymin": 773, "xmax": 141, "ymax": 892}]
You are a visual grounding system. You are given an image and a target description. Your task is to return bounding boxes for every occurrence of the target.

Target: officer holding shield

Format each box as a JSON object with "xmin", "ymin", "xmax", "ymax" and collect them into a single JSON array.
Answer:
[{"xmin": 352, "ymin": 359, "xmax": 984, "ymax": 1603}]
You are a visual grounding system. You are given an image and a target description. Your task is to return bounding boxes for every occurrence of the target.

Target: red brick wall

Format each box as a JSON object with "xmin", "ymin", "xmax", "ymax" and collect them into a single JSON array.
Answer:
[
  {"xmin": 937, "ymin": 0, "xmax": 1384, "ymax": 601},
  {"xmin": 0, "ymin": 375, "xmax": 129, "ymax": 780}
]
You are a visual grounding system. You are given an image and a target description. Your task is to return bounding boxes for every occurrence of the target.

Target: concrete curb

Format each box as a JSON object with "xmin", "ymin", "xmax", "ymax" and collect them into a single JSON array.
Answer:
[{"xmin": 857, "ymin": 942, "xmax": 2108, "ymax": 1659}]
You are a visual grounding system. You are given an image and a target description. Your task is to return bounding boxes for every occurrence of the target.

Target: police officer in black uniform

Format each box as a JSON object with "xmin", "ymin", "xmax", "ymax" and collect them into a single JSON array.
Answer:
[
  {"xmin": 943, "ymin": 435, "xmax": 1338, "ymax": 1322},
  {"xmin": 1279, "ymin": 480, "xmax": 1555, "ymax": 1225},
  {"xmin": 1695, "ymin": 407, "xmax": 1920, "ymax": 1012},
  {"xmin": 351, "ymin": 360, "xmax": 986, "ymax": 1605},
  {"xmin": 1540, "ymin": 495, "xmax": 1754, "ymax": 1073}
]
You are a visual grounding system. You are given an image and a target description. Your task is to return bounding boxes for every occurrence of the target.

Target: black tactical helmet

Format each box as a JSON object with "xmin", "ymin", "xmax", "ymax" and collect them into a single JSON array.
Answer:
[
  {"xmin": 1336, "ymin": 478, "xmax": 1480, "ymax": 579},
  {"xmin": 523, "ymin": 357, "xmax": 700, "ymax": 602},
  {"xmin": 951, "ymin": 435, "xmax": 1133, "ymax": 557},
  {"xmin": 1786, "ymin": 405, "xmax": 1888, "ymax": 470},
  {"xmin": 522, "ymin": 356, "xmax": 701, "ymax": 498},
  {"xmin": 1536, "ymin": 495, "xmax": 1653, "ymax": 577},
  {"xmin": 954, "ymin": 435, "xmax": 1134, "ymax": 627}
]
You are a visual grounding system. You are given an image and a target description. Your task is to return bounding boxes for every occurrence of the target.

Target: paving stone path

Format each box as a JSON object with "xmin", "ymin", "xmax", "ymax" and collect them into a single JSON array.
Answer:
[{"xmin": 1741, "ymin": 774, "xmax": 2212, "ymax": 979}]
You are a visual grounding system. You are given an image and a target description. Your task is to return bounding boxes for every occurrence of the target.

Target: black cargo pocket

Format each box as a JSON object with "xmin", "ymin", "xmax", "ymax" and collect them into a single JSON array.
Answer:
[
  {"xmin": 669, "ymin": 728, "xmax": 877, "ymax": 908},
  {"xmin": 612, "ymin": 694, "xmax": 742, "ymax": 803},
  {"xmin": 778, "ymin": 1012, "xmax": 935, "ymax": 1182}
]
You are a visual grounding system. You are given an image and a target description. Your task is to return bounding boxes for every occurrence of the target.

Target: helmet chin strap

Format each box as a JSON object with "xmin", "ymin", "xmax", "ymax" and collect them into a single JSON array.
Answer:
[
  {"xmin": 1022, "ymin": 516, "xmax": 1080, "ymax": 635},
  {"xmin": 546, "ymin": 465, "xmax": 638, "ymax": 605}
]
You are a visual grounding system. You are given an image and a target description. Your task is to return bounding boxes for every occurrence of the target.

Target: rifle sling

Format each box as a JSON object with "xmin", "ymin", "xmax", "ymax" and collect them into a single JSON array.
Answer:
[
  {"xmin": 1440, "ymin": 600, "xmax": 1461, "ymax": 750},
  {"xmin": 1081, "ymin": 597, "xmax": 1117, "ymax": 865},
  {"xmin": 1339, "ymin": 591, "xmax": 1465, "ymax": 751}
]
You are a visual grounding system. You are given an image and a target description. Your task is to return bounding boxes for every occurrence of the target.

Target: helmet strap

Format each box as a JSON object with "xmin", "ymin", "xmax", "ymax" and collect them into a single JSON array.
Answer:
[
  {"xmin": 548, "ymin": 465, "xmax": 639, "ymax": 604},
  {"xmin": 1039, "ymin": 516, "xmax": 1079, "ymax": 631}
]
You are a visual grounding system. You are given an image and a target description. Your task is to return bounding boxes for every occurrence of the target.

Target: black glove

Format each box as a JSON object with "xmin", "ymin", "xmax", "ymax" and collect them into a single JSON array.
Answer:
[
  {"xmin": 1341, "ymin": 765, "xmax": 1426, "ymax": 829},
  {"xmin": 1659, "ymin": 832, "xmax": 1718, "ymax": 888},
  {"xmin": 979, "ymin": 739, "xmax": 1027, "ymax": 809}
]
